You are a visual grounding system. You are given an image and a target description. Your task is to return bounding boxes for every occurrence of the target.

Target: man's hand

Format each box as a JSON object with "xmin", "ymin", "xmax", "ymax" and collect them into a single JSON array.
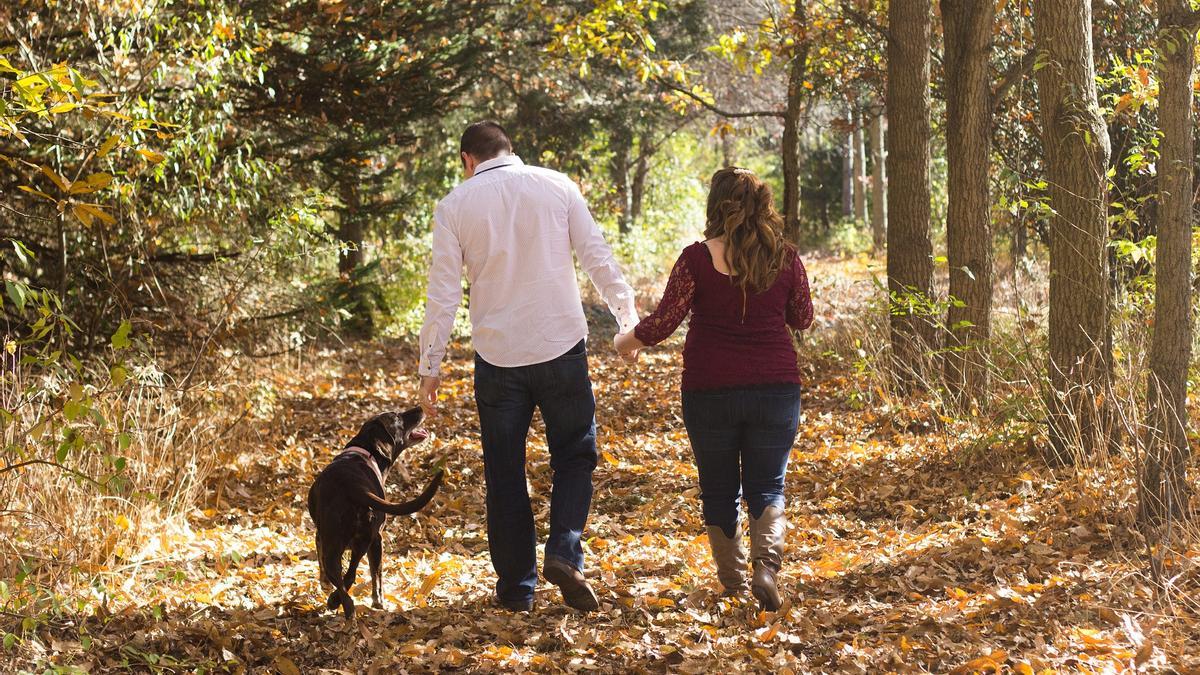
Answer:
[
  {"xmin": 613, "ymin": 331, "xmax": 644, "ymax": 365},
  {"xmin": 418, "ymin": 375, "xmax": 441, "ymax": 417}
]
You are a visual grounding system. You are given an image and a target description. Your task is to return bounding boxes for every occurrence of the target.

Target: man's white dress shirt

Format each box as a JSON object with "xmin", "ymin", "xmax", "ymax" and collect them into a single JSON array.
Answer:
[{"xmin": 418, "ymin": 155, "xmax": 638, "ymax": 377}]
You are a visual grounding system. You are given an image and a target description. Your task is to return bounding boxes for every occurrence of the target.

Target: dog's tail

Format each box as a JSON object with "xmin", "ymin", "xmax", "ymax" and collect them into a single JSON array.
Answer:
[{"xmin": 359, "ymin": 470, "xmax": 444, "ymax": 516}]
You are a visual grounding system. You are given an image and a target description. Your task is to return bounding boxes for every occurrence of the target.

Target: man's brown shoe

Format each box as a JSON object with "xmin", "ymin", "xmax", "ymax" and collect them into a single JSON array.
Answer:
[{"xmin": 543, "ymin": 557, "xmax": 599, "ymax": 612}]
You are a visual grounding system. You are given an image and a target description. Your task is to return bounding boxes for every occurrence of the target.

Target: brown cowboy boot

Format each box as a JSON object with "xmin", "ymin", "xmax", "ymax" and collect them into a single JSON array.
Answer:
[
  {"xmin": 748, "ymin": 505, "xmax": 786, "ymax": 611},
  {"xmin": 706, "ymin": 524, "xmax": 749, "ymax": 596}
]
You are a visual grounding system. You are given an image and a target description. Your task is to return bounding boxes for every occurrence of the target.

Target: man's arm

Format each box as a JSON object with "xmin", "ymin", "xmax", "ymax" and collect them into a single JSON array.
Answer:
[
  {"xmin": 416, "ymin": 207, "xmax": 463, "ymax": 414},
  {"xmin": 566, "ymin": 181, "xmax": 638, "ymax": 333}
]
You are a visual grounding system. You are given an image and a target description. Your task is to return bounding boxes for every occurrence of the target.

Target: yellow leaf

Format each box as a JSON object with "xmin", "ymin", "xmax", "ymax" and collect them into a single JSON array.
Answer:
[
  {"xmin": 275, "ymin": 655, "xmax": 301, "ymax": 675},
  {"xmin": 114, "ymin": 514, "xmax": 131, "ymax": 530},
  {"xmin": 137, "ymin": 148, "xmax": 165, "ymax": 163},
  {"xmin": 1014, "ymin": 663, "xmax": 1034, "ymax": 675},
  {"xmin": 75, "ymin": 203, "xmax": 115, "ymax": 225},
  {"xmin": 49, "ymin": 101, "xmax": 76, "ymax": 114},
  {"xmin": 97, "ymin": 134, "xmax": 121, "ymax": 158},
  {"xmin": 72, "ymin": 204, "xmax": 95, "ymax": 227},
  {"xmin": 601, "ymin": 450, "xmax": 619, "ymax": 466},
  {"xmin": 0, "ymin": 57, "xmax": 18, "ymax": 74},
  {"xmin": 416, "ymin": 564, "xmax": 446, "ymax": 599},
  {"xmin": 17, "ymin": 185, "xmax": 56, "ymax": 202},
  {"xmin": 40, "ymin": 165, "xmax": 70, "ymax": 192},
  {"xmin": 69, "ymin": 172, "xmax": 113, "ymax": 194}
]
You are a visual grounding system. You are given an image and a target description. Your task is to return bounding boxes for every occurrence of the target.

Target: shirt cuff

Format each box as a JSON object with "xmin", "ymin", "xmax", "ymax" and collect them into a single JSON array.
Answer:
[
  {"xmin": 418, "ymin": 353, "xmax": 443, "ymax": 378},
  {"xmin": 617, "ymin": 307, "xmax": 638, "ymax": 334}
]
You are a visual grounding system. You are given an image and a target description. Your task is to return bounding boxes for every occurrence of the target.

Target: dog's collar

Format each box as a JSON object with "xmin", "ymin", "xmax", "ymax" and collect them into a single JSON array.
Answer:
[{"xmin": 340, "ymin": 446, "xmax": 385, "ymax": 490}]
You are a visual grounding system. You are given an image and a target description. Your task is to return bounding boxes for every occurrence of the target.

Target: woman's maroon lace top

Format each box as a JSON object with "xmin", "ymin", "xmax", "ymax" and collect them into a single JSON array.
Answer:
[{"xmin": 633, "ymin": 241, "xmax": 813, "ymax": 391}]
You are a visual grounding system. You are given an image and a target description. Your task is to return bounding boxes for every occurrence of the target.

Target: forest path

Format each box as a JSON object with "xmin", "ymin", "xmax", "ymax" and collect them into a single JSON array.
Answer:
[{"xmin": 55, "ymin": 256, "xmax": 1173, "ymax": 673}]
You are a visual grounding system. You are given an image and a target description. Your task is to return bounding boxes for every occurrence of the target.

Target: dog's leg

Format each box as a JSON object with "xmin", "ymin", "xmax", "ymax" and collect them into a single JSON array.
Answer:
[
  {"xmin": 315, "ymin": 534, "xmax": 332, "ymax": 589},
  {"xmin": 343, "ymin": 542, "xmax": 367, "ymax": 595},
  {"xmin": 368, "ymin": 536, "xmax": 383, "ymax": 609},
  {"xmin": 322, "ymin": 545, "xmax": 354, "ymax": 619}
]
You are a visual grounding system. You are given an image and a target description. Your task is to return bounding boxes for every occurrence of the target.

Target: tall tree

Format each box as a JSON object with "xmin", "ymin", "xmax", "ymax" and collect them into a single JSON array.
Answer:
[
  {"xmin": 779, "ymin": 0, "xmax": 809, "ymax": 240},
  {"xmin": 1033, "ymin": 0, "xmax": 1113, "ymax": 457},
  {"xmin": 869, "ymin": 111, "xmax": 887, "ymax": 253},
  {"xmin": 842, "ymin": 119, "xmax": 855, "ymax": 218},
  {"xmin": 1139, "ymin": 1, "xmax": 1197, "ymax": 524},
  {"xmin": 238, "ymin": 0, "xmax": 489, "ymax": 336},
  {"xmin": 942, "ymin": 0, "xmax": 996, "ymax": 403},
  {"xmin": 853, "ymin": 109, "xmax": 868, "ymax": 222},
  {"xmin": 886, "ymin": 0, "xmax": 934, "ymax": 386}
]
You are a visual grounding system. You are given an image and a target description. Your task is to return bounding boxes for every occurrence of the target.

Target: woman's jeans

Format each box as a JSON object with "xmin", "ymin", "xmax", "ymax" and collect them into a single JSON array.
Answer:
[
  {"xmin": 681, "ymin": 384, "xmax": 801, "ymax": 538},
  {"xmin": 474, "ymin": 339, "xmax": 598, "ymax": 605}
]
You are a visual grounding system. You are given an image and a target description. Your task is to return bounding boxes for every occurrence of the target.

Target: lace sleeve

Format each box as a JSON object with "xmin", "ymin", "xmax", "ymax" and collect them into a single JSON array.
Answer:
[
  {"xmin": 786, "ymin": 253, "xmax": 813, "ymax": 331},
  {"xmin": 633, "ymin": 252, "xmax": 696, "ymax": 346}
]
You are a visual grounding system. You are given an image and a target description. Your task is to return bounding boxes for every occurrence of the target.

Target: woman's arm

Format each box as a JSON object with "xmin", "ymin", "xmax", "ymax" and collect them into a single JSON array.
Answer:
[
  {"xmin": 617, "ymin": 251, "xmax": 697, "ymax": 356},
  {"xmin": 786, "ymin": 253, "xmax": 814, "ymax": 331}
]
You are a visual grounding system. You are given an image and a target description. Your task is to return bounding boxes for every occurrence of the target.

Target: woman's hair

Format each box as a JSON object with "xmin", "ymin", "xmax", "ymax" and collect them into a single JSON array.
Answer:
[{"xmin": 702, "ymin": 167, "xmax": 791, "ymax": 293}]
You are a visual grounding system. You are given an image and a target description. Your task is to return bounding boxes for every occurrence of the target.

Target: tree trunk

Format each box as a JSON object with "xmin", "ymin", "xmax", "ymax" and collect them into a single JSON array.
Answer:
[
  {"xmin": 630, "ymin": 147, "xmax": 650, "ymax": 224},
  {"xmin": 853, "ymin": 110, "xmax": 868, "ymax": 222},
  {"xmin": 1033, "ymin": 0, "xmax": 1113, "ymax": 459},
  {"xmin": 1139, "ymin": 0, "xmax": 1196, "ymax": 525},
  {"xmin": 1011, "ymin": 216, "xmax": 1027, "ymax": 260},
  {"xmin": 721, "ymin": 127, "xmax": 737, "ymax": 167},
  {"xmin": 886, "ymin": 0, "xmax": 935, "ymax": 387},
  {"xmin": 610, "ymin": 125, "xmax": 633, "ymax": 235},
  {"xmin": 942, "ymin": 0, "xmax": 995, "ymax": 404},
  {"xmin": 337, "ymin": 178, "xmax": 373, "ymax": 337},
  {"xmin": 870, "ymin": 112, "xmax": 887, "ymax": 253},
  {"xmin": 842, "ymin": 116, "xmax": 854, "ymax": 219},
  {"xmin": 780, "ymin": 0, "xmax": 808, "ymax": 242}
]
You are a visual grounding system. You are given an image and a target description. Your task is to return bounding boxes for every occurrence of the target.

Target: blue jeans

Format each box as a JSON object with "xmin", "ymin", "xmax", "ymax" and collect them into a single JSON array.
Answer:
[
  {"xmin": 474, "ymin": 339, "xmax": 598, "ymax": 604},
  {"xmin": 681, "ymin": 384, "xmax": 801, "ymax": 538}
]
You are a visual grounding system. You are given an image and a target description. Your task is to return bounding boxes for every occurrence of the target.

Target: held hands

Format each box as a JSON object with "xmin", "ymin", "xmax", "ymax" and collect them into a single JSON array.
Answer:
[{"xmin": 613, "ymin": 331, "xmax": 644, "ymax": 365}]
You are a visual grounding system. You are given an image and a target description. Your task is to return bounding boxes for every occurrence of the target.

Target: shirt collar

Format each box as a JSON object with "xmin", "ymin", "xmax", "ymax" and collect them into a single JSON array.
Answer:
[{"xmin": 473, "ymin": 154, "xmax": 523, "ymax": 176}]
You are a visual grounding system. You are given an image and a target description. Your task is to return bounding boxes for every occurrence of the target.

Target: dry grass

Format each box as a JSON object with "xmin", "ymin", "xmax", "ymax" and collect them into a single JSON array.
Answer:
[{"xmin": 0, "ymin": 347, "xmax": 262, "ymax": 617}]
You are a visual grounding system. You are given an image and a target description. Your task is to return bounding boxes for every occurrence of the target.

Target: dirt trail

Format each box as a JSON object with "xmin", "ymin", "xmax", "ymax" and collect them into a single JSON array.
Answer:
[{"xmin": 32, "ymin": 257, "xmax": 1190, "ymax": 672}]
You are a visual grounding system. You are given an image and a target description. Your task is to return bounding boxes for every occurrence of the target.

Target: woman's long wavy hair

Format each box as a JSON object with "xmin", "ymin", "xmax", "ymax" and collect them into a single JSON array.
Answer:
[{"xmin": 703, "ymin": 167, "xmax": 791, "ymax": 293}]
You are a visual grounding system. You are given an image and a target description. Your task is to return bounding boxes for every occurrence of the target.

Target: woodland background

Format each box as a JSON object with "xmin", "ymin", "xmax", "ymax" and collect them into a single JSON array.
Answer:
[{"xmin": 3, "ymin": 0, "xmax": 1200, "ymax": 672}]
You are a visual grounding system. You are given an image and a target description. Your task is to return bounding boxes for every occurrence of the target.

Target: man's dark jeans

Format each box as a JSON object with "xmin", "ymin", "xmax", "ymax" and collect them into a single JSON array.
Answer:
[
  {"xmin": 681, "ymin": 384, "xmax": 801, "ymax": 538},
  {"xmin": 474, "ymin": 339, "xmax": 598, "ymax": 605}
]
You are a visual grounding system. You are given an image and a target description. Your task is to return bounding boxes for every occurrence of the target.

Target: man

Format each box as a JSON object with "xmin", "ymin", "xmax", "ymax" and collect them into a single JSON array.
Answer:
[{"xmin": 417, "ymin": 121, "xmax": 637, "ymax": 612}]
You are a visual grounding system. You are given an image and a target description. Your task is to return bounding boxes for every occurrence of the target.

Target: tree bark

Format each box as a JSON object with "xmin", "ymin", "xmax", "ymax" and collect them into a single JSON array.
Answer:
[
  {"xmin": 1139, "ymin": 0, "xmax": 1196, "ymax": 524},
  {"xmin": 853, "ymin": 110, "xmax": 868, "ymax": 222},
  {"xmin": 886, "ymin": 0, "xmax": 935, "ymax": 387},
  {"xmin": 721, "ymin": 128, "xmax": 737, "ymax": 167},
  {"xmin": 942, "ymin": 0, "xmax": 995, "ymax": 404},
  {"xmin": 630, "ymin": 145, "xmax": 650, "ymax": 224},
  {"xmin": 610, "ymin": 125, "xmax": 633, "ymax": 235},
  {"xmin": 1011, "ymin": 216, "xmax": 1027, "ymax": 260},
  {"xmin": 870, "ymin": 112, "xmax": 887, "ymax": 253},
  {"xmin": 1033, "ymin": 0, "xmax": 1113, "ymax": 459},
  {"xmin": 842, "ymin": 115, "xmax": 854, "ymax": 219},
  {"xmin": 337, "ymin": 178, "xmax": 373, "ymax": 337},
  {"xmin": 781, "ymin": 2, "xmax": 807, "ymax": 242}
]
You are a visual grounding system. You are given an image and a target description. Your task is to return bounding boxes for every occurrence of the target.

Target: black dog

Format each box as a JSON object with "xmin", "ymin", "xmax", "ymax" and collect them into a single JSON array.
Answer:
[{"xmin": 307, "ymin": 408, "xmax": 443, "ymax": 619}]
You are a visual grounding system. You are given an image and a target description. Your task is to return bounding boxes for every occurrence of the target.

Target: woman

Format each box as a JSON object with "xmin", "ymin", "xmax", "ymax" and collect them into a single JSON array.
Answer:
[{"xmin": 614, "ymin": 167, "xmax": 813, "ymax": 611}]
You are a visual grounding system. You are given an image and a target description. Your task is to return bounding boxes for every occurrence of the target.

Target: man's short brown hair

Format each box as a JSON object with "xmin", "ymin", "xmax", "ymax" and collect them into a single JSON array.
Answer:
[{"xmin": 460, "ymin": 121, "xmax": 513, "ymax": 160}]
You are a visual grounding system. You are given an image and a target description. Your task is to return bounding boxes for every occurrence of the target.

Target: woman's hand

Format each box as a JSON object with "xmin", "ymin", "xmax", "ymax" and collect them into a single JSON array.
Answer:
[{"xmin": 613, "ymin": 331, "xmax": 645, "ymax": 365}]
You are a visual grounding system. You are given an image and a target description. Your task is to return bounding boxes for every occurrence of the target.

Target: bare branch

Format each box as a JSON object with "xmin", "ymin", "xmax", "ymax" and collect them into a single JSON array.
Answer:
[
  {"xmin": 991, "ymin": 50, "xmax": 1037, "ymax": 115},
  {"xmin": 654, "ymin": 77, "xmax": 786, "ymax": 119}
]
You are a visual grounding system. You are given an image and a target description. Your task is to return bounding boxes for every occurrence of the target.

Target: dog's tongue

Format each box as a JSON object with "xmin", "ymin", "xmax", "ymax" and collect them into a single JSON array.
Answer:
[{"xmin": 409, "ymin": 428, "xmax": 429, "ymax": 442}]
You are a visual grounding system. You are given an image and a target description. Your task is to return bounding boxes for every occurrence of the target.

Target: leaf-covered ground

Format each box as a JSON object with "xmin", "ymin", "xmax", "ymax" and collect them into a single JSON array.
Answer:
[{"xmin": 17, "ymin": 257, "xmax": 1200, "ymax": 673}]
